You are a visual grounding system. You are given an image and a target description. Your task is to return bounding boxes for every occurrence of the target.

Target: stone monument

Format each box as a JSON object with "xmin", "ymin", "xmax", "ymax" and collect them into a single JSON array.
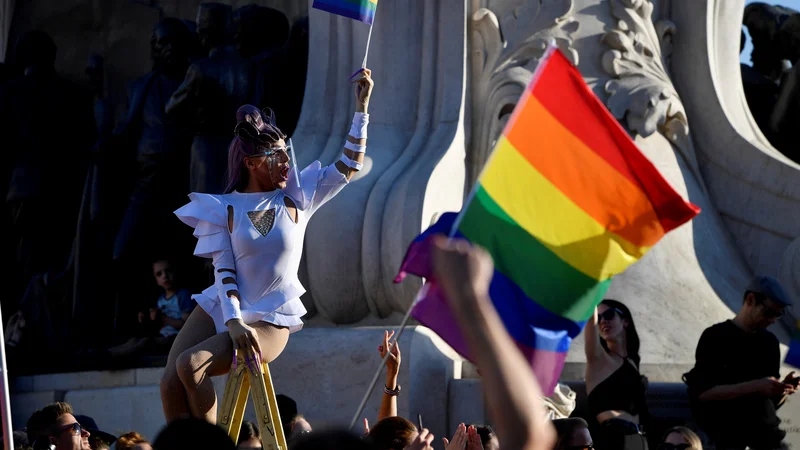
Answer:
[{"xmin": 6, "ymin": 0, "xmax": 800, "ymax": 447}]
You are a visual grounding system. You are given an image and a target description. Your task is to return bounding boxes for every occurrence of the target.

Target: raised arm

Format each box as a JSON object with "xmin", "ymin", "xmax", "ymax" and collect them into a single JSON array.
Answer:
[
  {"xmin": 584, "ymin": 307, "xmax": 603, "ymax": 362},
  {"xmin": 377, "ymin": 330, "xmax": 401, "ymax": 421},
  {"xmin": 335, "ymin": 68, "xmax": 374, "ymax": 181},
  {"xmin": 431, "ymin": 237, "xmax": 555, "ymax": 450}
]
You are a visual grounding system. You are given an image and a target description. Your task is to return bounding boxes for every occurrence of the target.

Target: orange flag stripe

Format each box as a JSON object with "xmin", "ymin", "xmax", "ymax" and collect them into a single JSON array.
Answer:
[{"xmin": 505, "ymin": 94, "xmax": 666, "ymax": 248}]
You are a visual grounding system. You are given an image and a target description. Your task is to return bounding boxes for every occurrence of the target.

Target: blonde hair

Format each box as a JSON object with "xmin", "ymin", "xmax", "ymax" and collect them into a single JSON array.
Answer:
[
  {"xmin": 116, "ymin": 431, "xmax": 149, "ymax": 450},
  {"xmin": 662, "ymin": 426, "xmax": 703, "ymax": 450}
]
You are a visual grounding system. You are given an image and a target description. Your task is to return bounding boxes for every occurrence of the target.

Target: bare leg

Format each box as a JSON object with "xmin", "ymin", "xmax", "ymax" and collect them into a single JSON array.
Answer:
[
  {"xmin": 160, "ymin": 308, "xmax": 217, "ymax": 422},
  {"xmin": 176, "ymin": 322, "xmax": 290, "ymax": 423}
]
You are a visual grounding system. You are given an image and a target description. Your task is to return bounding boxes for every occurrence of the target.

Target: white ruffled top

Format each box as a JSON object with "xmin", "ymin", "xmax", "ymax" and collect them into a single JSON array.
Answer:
[{"xmin": 174, "ymin": 161, "xmax": 348, "ymax": 334}]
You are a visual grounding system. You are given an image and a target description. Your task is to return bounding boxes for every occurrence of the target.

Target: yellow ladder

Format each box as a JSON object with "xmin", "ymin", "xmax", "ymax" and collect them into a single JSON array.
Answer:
[{"xmin": 218, "ymin": 359, "xmax": 288, "ymax": 450}]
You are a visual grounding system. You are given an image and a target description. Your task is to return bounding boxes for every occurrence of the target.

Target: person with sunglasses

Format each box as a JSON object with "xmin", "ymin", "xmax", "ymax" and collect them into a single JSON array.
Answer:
[
  {"xmin": 683, "ymin": 275, "xmax": 797, "ymax": 450},
  {"xmin": 584, "ymin": 299, "xmax": 650, "ymax": 450},
  {"xmin": 657, "ymin": 426, "xmax": 702, "ymax": 450},
  {"xmin": 161, "ymin": 69, "xmax": 374, "ymax": 423},
  {"xmin": 27, "ymin": 402, "xmax": 91, "ymax": 450}
]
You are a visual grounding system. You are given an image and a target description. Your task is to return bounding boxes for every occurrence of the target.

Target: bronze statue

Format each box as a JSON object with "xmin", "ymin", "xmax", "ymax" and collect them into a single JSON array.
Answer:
[
  {"xmin": 166, "ymin": 2, "xmax": 258, "ymax": 195},
  {"xmin": 0, "ymin": 31, "xmax": 95, "ymax": 310},
  {"xmin": 767, "ymin": 13, "xmax": 800, "ymax": 163},
  {"xmin": 86, "ymin": 53, "xmax": 114, "ymax": 139},
  {"xmin": 233, "ymin": 4, "xmax": 297, "ymax": 134},
  {"xmin": 742, "ymin": 3, "xmax": 785, "ymax": 142},
  {"xmin": 742, "ymin": 3, "xmax": 800, "ymax": 163},
  {"xmin": 112, "ymin": 17, "xmax": 195, "ymax": 258},
  {"xmin": 282, "ymin": 16, "xmax": 311, "ymax": 138},
  {"xmin": 72, "ymin": 18, "xmax": 196, "ymax": 346}
]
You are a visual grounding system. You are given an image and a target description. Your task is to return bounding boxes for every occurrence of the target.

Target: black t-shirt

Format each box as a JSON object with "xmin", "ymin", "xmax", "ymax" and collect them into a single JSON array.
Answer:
[{"xmin": 685, "ymin": 320, "xmax": 780, "ymax": 398}]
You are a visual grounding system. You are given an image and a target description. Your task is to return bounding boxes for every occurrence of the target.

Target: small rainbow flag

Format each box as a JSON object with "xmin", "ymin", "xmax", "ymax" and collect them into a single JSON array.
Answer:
[
  {"xmin": 395, "ymin": 48, "xmax": 701, "ymax": 395},
  {"xmin": 312, "ymin": 0, "xmax": 378, "ymax": 25},
  {"xmin": 786, "ymin": 320, "xmax": 800, "ymax": 368}
]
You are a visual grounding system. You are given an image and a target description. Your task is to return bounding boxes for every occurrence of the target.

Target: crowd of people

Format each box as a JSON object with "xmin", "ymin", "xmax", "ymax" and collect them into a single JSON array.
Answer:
[
  {"xmin": 2, "ymin": 2, "xmax": 799, "ymax": 450},
  {"xmin": 11, "ymin": 244, "xmax": 798, "ymax": 450}
]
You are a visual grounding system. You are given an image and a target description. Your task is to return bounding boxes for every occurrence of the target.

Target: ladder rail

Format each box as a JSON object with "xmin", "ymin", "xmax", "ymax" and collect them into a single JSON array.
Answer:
[{"xmin": 219, "ymin": 360, "xmax": 287, "ymax": 450}]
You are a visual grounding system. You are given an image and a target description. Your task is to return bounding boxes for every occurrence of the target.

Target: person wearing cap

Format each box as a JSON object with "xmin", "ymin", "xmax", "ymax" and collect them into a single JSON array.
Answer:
[{"xmin": 683, "ymin": 275, "xmax": 799, "ymax": 449}]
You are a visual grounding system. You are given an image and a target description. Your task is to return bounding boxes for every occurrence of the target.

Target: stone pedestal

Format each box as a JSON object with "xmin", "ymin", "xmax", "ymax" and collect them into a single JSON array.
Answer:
[{"xmin": 10, "ymin": 328, "xmax": 424, "ymax": 440}]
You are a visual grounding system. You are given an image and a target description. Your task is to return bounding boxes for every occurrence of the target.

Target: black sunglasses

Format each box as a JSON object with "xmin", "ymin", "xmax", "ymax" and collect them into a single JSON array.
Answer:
[
  {"xmin": 752, "ymin": 293, "xmax": 785, "ymax": 319},
  {"xmin": 32, "ymin": 423, "xmax": 83, "ymax": 450},
  {"xmin": 658, "ymin": 444, "xmax": 690, "ymax": 450},
  {"xmin": 563, "ymin": 446, "xmax": 594, "ymax": 450},
  {"xmin": 56, "ymin": 422, "xmax": 83, "ymax": 436},
  {"xmin": 599, "ymin": 308, "xmax": 624, "ymax": 322}
]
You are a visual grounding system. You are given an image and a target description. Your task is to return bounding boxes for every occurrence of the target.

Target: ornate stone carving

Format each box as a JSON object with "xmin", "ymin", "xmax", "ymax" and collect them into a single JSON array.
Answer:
[
  {"xmin": 468, "ymin": 0, "xmax": 579, "ymax": 187},
  {"xmin": 601, "ymin": 0, "xmax": 688, "ymax": 144}
]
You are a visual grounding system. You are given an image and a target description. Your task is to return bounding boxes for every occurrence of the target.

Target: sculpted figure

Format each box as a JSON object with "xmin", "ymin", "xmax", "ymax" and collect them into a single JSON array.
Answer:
[
  {"xmin": 86, "ymin": 53, "xmax": 114, "ymax": 139},
  {"xmin": 166, "ymin": 2, "xmax": 257, "ymax": 195},
  {"xmin": 71, "ymin": 19, "xmax": 195, "ymax": 345},
  {"xmin": 0, "ymin": 31, "xmax": 95, "ymax": 306},
  {"xmin": 741, "ymin": 3, "xmax": 790, "ymax": 143},
  {"xmin": 236, "ymin": 5, "xmax": 307, "ymax": 137},
  {"xmin": 768, "ymin": 13, "xmax": 800, "ymax": 162},
  {"xmin": 111, "ymin": 18, "xmax": 194, "ymax": 265}
]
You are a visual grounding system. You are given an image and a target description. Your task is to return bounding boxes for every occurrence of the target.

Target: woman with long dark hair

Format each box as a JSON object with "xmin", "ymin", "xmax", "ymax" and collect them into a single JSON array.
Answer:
[
  {"xmin": 159, "ymin": 69, "xmax": 375, "ymax": 422},
  {"xmin": 584, "ymin": 299, "xmax": 649, "ymax": 450}
]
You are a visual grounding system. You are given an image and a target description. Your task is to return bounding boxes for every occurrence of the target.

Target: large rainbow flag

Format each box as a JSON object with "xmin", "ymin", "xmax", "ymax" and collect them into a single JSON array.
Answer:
[
  {"xmin": 312, "ymin": 0, "xmax": 377, "ymax": 25},
  {"xmin": 394, "ymin": 48, "xmax": 701, "ymax": 395},
  {"xmin": 787, "ymin": 320, "xmax": 800, "ymax": 368}
]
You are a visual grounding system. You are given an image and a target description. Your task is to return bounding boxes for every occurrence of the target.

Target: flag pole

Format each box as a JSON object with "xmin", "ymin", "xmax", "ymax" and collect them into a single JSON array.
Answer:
[
  {"xmin": 348, "ymin": 285, "xmax": 428, "ymax": 431},
  {"xmin": 348, "ymin": 26, "xmax": 543, "ymax": 434},
  {"xmin": 0, "ymin": 310, "xmax": 14, "ymax": 450},
  {"xmin": 361, "ymin": 19, "xmax": 374, "ymax": 69},
  {"xmin": 288, "ymin": 138, "xmax": 301, "ymax": 189}
]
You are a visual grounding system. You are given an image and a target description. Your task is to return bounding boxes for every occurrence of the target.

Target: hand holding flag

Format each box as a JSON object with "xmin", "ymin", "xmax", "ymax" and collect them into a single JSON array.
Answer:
[{"xmin": 353, "ymin": 68, "xmax": 374, "ymax": 111}]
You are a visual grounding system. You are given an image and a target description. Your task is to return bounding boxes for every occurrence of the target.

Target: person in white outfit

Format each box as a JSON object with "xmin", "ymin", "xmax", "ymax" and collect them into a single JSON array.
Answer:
[{"xmin": 160, "ymin": 69, "xmax": 375, "ymax": 422}]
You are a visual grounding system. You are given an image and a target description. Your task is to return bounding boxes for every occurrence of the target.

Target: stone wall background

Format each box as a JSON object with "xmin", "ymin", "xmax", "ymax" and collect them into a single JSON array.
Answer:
[{"xmin": 7, "ymin": 0, "xmax": 309, "ymax": 129}]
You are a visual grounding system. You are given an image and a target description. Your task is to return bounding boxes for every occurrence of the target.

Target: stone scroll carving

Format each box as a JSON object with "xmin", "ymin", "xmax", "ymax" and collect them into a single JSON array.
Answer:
[
  {"xmin": 468, "ymin": 0, "xmax": 579, "ymax": 187},
  {"xmin": 600, "ymin": 0, "xmax": 705, "ymax": 180}
]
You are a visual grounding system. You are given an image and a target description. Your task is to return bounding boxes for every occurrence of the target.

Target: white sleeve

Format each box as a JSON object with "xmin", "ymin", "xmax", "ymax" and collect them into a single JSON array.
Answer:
[
  {"xmin": 284, "ymin": 161, "xmax": 348, "ymax": 214},
  {"xmin": 311, "ymin": 163, "xmax": 349, "ymax": 213},
  {"xmin": 174, "ymin": 193, "xmax": 242, "ymax": 324},
  {"xmin": 211, "ymin": 243, "xmax": 242, "ymax": 325}
]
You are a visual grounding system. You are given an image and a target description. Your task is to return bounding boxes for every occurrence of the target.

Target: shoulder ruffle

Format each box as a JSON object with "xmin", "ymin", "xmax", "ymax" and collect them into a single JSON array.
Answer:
[
  {"xmin": 283, "ymin": 161, "xmax": 323, "ymax": 211},
  {"xmin": 174, "ymin": 193, "xmax": 230, "ymax": 258},
  {"xmin": 174, "ymin": 193, "xmax": 228, "ymax": 228}
]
